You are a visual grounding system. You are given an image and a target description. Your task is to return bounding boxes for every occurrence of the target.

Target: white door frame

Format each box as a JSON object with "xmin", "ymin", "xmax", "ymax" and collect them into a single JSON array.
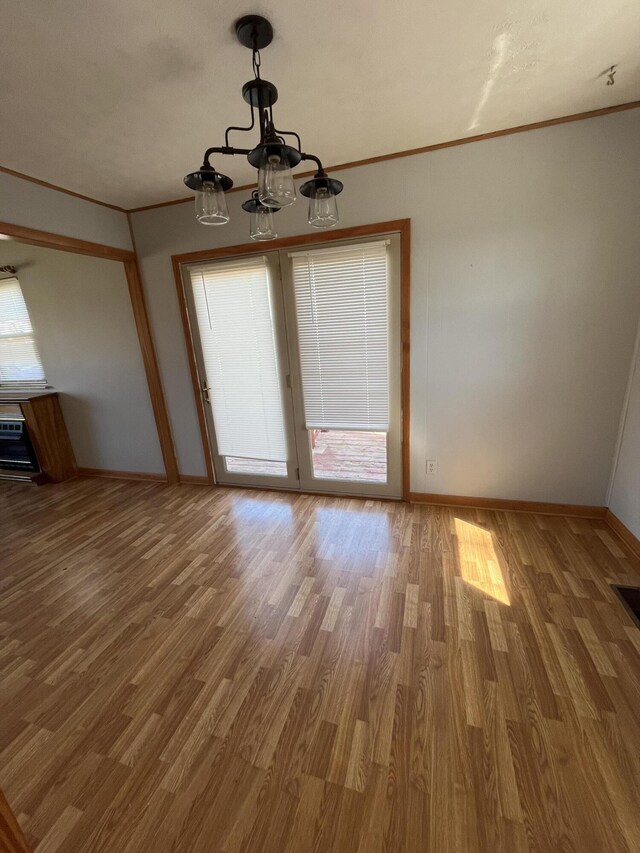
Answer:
[{"xmin": 172, "ymin": 219, "xmax": 411, "ymax": 499}]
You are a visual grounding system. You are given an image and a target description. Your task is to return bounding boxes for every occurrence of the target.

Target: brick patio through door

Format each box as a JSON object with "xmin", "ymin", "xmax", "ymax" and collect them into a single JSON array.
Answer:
[
  {"xmin": 225, "ymin": 429, "xmax": 387, "ymax": 482},
  {"xmin": 310, "ymin": 429, "xmax": 387, "ymax": 482}
]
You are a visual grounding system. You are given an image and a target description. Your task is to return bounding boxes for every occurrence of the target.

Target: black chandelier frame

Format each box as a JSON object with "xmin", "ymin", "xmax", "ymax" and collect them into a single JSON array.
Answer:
[{"xmin": 184, "ymin": 15, "xmax": 343, "ymax": 208}]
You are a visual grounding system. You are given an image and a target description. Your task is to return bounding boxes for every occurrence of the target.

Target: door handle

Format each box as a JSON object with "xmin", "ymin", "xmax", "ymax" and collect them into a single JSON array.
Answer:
[{"xmin": 201, "ymin": 381, "xmax": 212, "ymax": 404}]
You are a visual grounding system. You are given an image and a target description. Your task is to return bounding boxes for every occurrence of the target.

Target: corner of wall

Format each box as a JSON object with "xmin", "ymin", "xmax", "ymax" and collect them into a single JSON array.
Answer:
[{"xmin": 607, "ymin": 312, "xmax": 640, "ymax": 540}]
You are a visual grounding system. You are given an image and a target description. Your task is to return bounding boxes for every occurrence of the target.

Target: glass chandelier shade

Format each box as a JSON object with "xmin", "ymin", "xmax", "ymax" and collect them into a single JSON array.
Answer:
[
  {"xmin": 257, "ymin": 150, "xmax": 296, "ymax": 208},
  {"xmin": 187, "ymin": 171, "xmax": 232, "ymax": 226},
  {"xmin": 250, "ymin": 205, "xmax": 278, "ymax": 241},
  {"xmin": 308, "ymin": 185, "xmax": 339, "ymax": 228},
  {"xmin": 242, "ymin": 191, "xmax": 279, "ymax": 241},
  {"xmin": 300, "ymin": 172, "xmax": 343, "ymax": 230},
  {"xmin": 195, "ymin": 178, "xmax": 230, "ymax": 226}
]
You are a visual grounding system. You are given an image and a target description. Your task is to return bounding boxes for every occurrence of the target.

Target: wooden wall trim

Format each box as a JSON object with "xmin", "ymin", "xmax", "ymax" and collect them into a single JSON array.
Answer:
[
  {"xmin": 125, "ymin": 211, "xmax": 179, "ymax": 483},
  {"xmin": 0, "ymin": 163, "xmax": 125, "ymax": 212},
  {"xmin": 172, "ymin": 256, "xmax": 216, "ymax": 485},
  {"xmin": 3, "ymin": 100, "xmax": 638, "ymax": 218},
  {"xmin": 0, "ymin": 221, "xmax": 135, "ymax": 261},
  {"xmin": 0, "ymin": 787, "xmax": 31, "ymax": 853},
  {"xmin": 179, "ymin": 475, "xmax": 211, "ymax": 485},
  {"xmin": 0, "ymin": 219, "xmax": 179, "ymax": 485},
  {"xmin": 127, "ymin": 99, "xmax": 640, "ymax": 215},
  {"xmin": 605, "ymin": 510, "xmax": 640, "ymax": 561},
  {"xmin": 172, "ymin": 220, "xmax": 411, "ymax": 495},
  {"xmin": 409, "ymin": 491, "xmax": 607, "ymax": 519},
  {"xmin": 123, "ymin": 259, "xmax": 179, "ymax": 484},
  {"xmin": 77, "ymin": 467, "xmax": 167, "ymax": 482}
]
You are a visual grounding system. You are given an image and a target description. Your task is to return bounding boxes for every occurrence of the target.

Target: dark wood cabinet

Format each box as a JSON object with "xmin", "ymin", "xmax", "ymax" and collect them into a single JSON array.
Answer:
[{"xmin": 0, "ymin": 390, "xmax": 77, "ymax": 483}]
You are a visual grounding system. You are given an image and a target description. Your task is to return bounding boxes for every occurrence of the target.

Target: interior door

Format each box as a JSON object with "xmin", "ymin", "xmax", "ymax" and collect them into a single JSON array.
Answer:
[
  {"xmin": 281, "ymin": 235, "xmax": 403, "ymax": 499},
  {"xmin": 182, "ymin": 251, "xmax": 299, "ymax": 490}
]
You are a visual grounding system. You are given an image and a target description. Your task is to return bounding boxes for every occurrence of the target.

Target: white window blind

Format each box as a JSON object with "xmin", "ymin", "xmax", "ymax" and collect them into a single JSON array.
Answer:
[
  {"xmin": 291, "ymin": 241, "xmax": 389, "ymax": 431},
  {"xmin": 0, "ymin": 277, "xmax": 46, "ymax": 385},
  {"xmin": 189, "ymin": 256, "xmax": 288, "ymax": 462}
]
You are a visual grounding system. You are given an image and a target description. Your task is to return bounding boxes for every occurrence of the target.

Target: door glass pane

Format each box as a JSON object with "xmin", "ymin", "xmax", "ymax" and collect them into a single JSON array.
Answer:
[
  {"xmin": 188, "ymin": 256, "xmax": 289, "ymax": 470},
  {"xmin": 290, "ymin": 242, "xmax": 389, "ymax": 431},
  {"xmin": 309, "ymin": 429, "xmax": 387, "ymax": 482},
  {"xmin": 225, "ymin": 457, "xmax": 287, "ymax": 477}
]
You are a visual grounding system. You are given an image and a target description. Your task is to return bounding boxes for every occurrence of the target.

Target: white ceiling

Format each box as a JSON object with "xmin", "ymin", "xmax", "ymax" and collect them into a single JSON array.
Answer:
[{"xmin": 2, "ymin": 0, "xmax": 639, "ymax": 209}]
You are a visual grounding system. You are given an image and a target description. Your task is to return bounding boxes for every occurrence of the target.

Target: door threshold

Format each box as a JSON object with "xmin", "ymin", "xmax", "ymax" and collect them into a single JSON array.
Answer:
[{"xmin": 213, "ymin": 480, "xmax": 403, "ymax": 503}]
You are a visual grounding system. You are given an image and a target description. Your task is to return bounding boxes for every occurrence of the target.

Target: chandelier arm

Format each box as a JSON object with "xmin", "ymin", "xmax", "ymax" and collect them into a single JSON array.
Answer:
[
  {"xmin": 300, "ymin": 153, "xmax": 324, "ymax": 172},
  {"xmin": 224, "ymin": 104, "xmax": 256, "ymax": 148},
  {"xmin": 274, "ymin": 128, "xmax": 302, "ymax": 152},
  {"xmin": 202, "ymin": 146, "xmax": 253, "ymax": 169}
]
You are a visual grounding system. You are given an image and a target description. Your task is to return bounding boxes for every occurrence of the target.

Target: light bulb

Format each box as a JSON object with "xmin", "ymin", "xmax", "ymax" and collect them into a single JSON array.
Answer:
[
  {"xmin": 258, "ymin": 152, "xmax": 296, "ymax": 208},
  {"xmin": 250, "ymin": 206, "xmax": 278, "ymax": 241},
  {"xmin": 195, "ymin": 179, "xmax": 230, "ymax": 225},
  {"xmin": 308, "ymin": 186, "xmax": 338, "ymax": 228}
]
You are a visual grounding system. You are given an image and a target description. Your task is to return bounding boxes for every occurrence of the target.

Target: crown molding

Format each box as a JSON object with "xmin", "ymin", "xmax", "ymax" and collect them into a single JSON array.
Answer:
[
  {"xmin": 2, "ymin": 100, "xmax": 638, "ymax": 216},
  {"xmin": 0, "ymin": 164, "xmax": 126, "ymax": 211},
  {"xmin": 127, "ymin": 99, "xmax": 640, "ymax": 214}
]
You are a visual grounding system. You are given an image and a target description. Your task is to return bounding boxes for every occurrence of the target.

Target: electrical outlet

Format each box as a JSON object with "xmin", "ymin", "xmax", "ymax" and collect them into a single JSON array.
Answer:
[{"xmin": 426, "ymin": 459, "xmax": 437, "ymax": 475}]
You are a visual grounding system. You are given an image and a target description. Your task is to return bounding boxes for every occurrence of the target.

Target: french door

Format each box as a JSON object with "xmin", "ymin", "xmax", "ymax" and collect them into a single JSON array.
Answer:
[{"xmin": 181, "ymin": 233, "xmax": 402, "ymax": 499}]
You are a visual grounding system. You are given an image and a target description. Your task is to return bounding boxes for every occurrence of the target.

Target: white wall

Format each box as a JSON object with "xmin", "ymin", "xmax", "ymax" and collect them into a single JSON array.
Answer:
[
  {"xmin": 608, "ymin": 320, "xmax": 640, "ymax": 539},
  {"xmin": 0, "ymin": 242, "xmax": 164, "ymax": 474},
  {"xmin": 130, "ymin": 109, "xmax": 640, "ymax": 503},
  {"xmin": 0, "ymin": 171, "xmax": 132, "ymax": 251}
]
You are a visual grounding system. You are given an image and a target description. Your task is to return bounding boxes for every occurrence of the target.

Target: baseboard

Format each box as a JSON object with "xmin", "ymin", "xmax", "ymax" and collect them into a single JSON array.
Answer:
[
  {"xmin": 71, "ymin": 474, "xmax": 617, "ymax": 525},
  {"xmin": 408, "ymin": 491, "xmax": 606, "ymax": 519},
  {"xmin": 605, "ymin": 510, "xmax": 640, "ymax": 560},
  {"xmin": 178, "ymin": 475, "xmax": 211, "ymax": 485},
  {"xmin": 77, "ymin": 467, "xmax": 168, "ymax": 483}
]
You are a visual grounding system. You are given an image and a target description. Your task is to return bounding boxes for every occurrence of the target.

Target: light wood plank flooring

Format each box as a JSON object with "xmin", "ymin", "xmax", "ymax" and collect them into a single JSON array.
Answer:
[{"xmin": 1, "ymin": 478, "xmax": 639, "ymax": 852}]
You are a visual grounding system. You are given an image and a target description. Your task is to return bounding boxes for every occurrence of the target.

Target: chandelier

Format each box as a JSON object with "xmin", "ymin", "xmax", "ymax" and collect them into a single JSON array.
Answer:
[{"xmin": 184, "ymin": 15, "xmax": 344, "ymax": 241}]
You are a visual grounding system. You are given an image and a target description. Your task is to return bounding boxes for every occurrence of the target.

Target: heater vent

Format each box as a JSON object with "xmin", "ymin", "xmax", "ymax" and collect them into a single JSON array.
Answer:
[{"xmin": 612, "ymin": 585, "xmax": 640, "ymax": 628}]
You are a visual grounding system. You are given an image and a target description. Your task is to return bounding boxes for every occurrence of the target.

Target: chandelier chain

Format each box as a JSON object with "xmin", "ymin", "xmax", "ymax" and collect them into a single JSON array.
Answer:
[{"xmin": 252, "ymin": 47, "xmax": 261, "ymax": 79}]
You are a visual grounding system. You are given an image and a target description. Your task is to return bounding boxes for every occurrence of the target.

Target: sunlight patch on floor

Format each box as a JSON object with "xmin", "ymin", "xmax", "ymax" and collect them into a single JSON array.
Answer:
[{"xmin": 454, "ymin": 517, "xmax": 510, "ymax": 604}]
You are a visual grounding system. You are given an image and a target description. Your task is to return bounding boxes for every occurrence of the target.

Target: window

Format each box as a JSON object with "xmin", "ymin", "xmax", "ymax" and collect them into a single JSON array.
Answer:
[{"xmin": 0, "ymin": 277, "xmax": 46, "ymax": 385}]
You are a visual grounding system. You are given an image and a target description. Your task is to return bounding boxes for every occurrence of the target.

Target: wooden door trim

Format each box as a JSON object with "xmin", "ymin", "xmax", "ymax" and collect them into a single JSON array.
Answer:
[
  {"xmin": 172, "ymin": 220, "xmax": 411, "ymax": 265},
  {"xmin": 172, "ymin": 219, "xmax": 411, "ymax": 496},
  {"xmin": 172, "ymin": 256, "xmax": 216, "ymax": 484},
  {"xmin": 0, "ymin": 220, "xmax": 179, "ymax": 484}
]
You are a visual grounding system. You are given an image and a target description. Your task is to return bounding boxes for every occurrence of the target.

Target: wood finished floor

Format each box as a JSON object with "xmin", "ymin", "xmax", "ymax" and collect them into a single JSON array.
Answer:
[{"xmin": 1, "ymin": 478, "xmax": 640, "ymax": 853}]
